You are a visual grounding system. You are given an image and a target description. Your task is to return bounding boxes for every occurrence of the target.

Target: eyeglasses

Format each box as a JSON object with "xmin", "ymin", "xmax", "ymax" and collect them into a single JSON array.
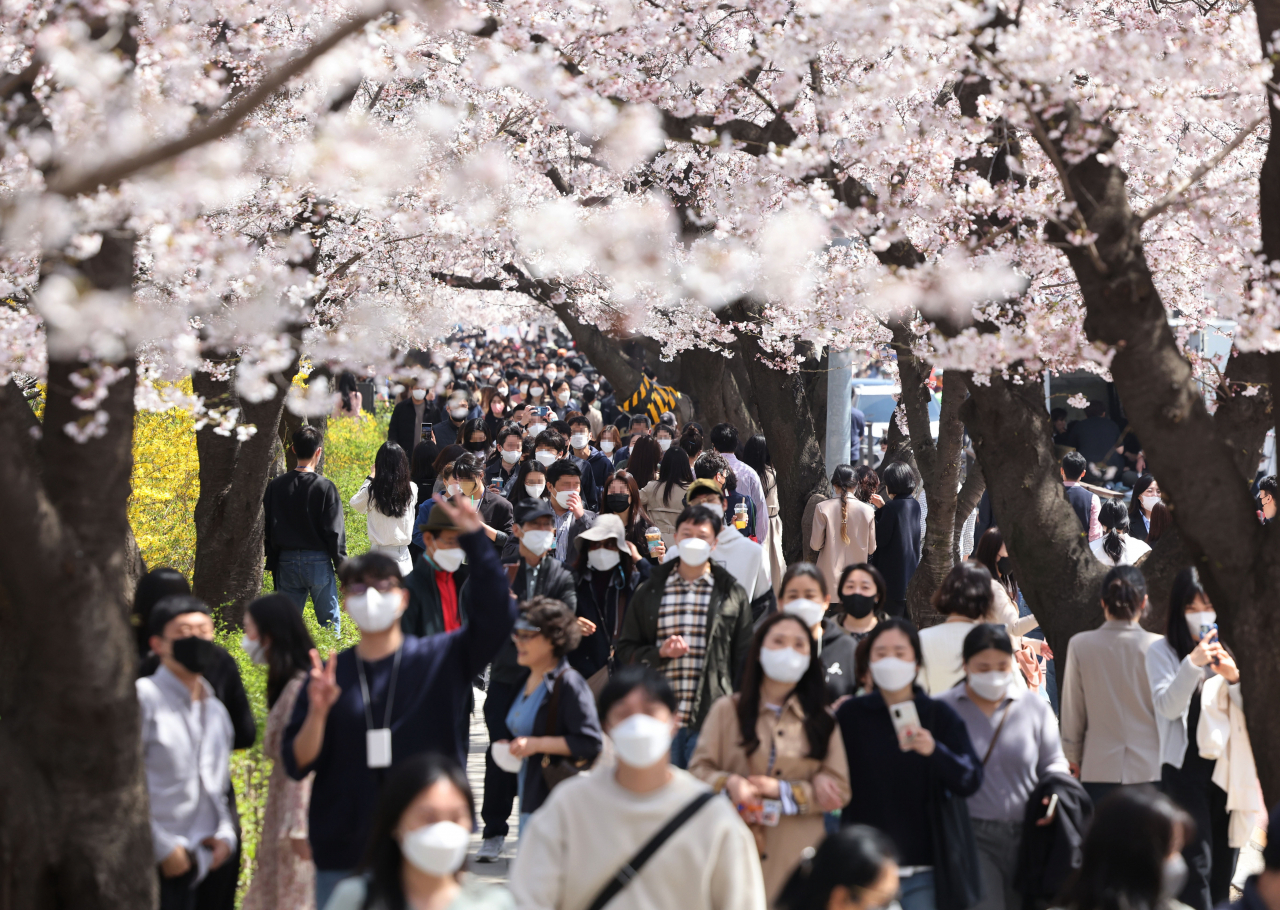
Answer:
[{"xmin": 511, "ymin": 630, "xmax": 543, "ymax": 642}]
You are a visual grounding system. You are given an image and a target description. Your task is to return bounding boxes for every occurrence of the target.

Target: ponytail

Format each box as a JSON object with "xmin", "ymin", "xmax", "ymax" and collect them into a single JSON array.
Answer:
[
  {"xmin": 840, "ymin": 496, "xmax": 850, "ymax": 544},
  {"xmin": 831, "ymin": 464, "xmax": 857, "ymax": 544},
  {"xmin": 1101, "ymin": 565, "xmax": 1146, "ymax": 620},
  {"xmin": 1098, "ymin": 499, "xmax": 1130, "ymax": 565}
]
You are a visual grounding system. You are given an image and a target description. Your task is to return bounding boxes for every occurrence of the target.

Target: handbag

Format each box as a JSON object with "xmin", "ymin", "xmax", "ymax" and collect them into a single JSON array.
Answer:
[
  {"xmin": 927, "ymin": 706, "xmax": 984, "ymax": 910},
  {"xmin": 538, "ymin": 669, "xmax": 593, "ymax": 791}
]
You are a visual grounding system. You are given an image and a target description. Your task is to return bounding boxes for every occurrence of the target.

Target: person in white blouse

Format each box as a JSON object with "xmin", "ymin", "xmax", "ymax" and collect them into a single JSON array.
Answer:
[
  {"xmin": 918, "ymin": 562, "xmax": 993, "ymax": 694},
  {"xmin": 1090, "ymin": 499, "xmax": 1151, "ymax": 567},
  {"xmin": 350, "ymin": 442, "xmax": 418, "ymax": 575}
]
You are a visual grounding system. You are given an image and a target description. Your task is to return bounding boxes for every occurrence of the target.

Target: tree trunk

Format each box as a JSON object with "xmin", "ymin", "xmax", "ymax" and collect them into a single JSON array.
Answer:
[
  {"xmin": 663, "ymin": 346, "xmax": 761, "ymax": 437},
  {"xmin": 961, "ymin": 375, "xmax": 1106, "ymax": 669},
  {"xmin": 191, "ymin": 353, "xmax": 299, "ymax": 626},
  {"xmin": 0, "ymin": 234, "xmax": 155, "ymax": 910}
]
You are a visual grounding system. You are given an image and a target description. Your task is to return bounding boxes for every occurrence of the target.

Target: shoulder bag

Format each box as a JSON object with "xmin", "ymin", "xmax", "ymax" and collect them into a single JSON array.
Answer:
[{"xmin": 538, "ymin": 669, "xmax": 593, "ymax": 790}]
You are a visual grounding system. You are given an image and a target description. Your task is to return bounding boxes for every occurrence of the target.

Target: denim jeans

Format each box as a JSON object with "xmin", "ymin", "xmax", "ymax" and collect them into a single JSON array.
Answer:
[
  {"xmin": 671, "ymin": 727, "xmax": 700, "ymax": 770},
  {"xmin": 972, "ymin": 818, "xmax": 1024, "ymax": 910},
  {"xmin": 314, "ymin": 868, "xmax": 355, "ymax": 910},
  {"xmin": 898, "ymin": 869, "xmax": 937, "ymax": 910},
  {"xmin": 275, "ymin": 550, "xmax": 341, "ymax": 630}
]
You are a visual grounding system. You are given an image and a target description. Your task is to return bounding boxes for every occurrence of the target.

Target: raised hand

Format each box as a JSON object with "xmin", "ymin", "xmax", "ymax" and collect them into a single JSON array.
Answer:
[
  {"xmin": 307, "ymin": 649, "xmax": 341, "ymax": 715},
  {"xmin": 432, "ymin": 491, "xmax": 484, "ymax": 534}
]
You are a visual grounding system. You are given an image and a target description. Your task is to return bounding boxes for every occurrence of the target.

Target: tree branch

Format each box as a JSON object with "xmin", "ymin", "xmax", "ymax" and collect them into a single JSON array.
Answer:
[{"xmin": 1138, "ymin": 111, "xmax": 1268, "ymax": 223}]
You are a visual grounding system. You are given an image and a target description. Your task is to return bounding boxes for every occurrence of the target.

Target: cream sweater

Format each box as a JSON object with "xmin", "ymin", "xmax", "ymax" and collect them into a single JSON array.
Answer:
[{"xmin": 509, "ymin": 764, "xmax": 766, "ymax": 910}]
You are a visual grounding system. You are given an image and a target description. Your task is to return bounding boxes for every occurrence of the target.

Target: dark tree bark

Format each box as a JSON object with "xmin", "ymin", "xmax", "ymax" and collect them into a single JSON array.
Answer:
[
  {"xmin": 191, "ymin": 352, "xmax": 300, "ymax": 626},
  {"xmin": 961, "ymin": 375, "xmax": 1106, "ymax": 667},
  {"xmin": 0, "ymin": 234, "xmax": 155, "ymax": 910}
]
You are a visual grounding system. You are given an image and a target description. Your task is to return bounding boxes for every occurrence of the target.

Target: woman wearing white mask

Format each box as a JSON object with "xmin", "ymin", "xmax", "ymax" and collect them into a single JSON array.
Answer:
[
  {"xmin": 510, "ymin": 666, "xmax": 767, "ymax": 910},
  {"xmin": 835, "ymin": 618, "xmax": 983, "ymax": 910},
  {"xmin": 570, "ymin": 514, "xmax": 652, "ymax": 695},
  {"xmin": 550, "ymin": 379, "xmax": 578, "ymax": 420},
  {"xmin": 1127, "ymin": 474, "xmax": 1162, "ymax": 544},
  {"xmin": 513, "ymin": 461, "xmax": 548, "ymax": 504},
  {"xmin": 324, "ymin": 753, "xmax": 513, "ymax": 910},
  {"xmin": 1145, "ymin": 568, "xmax": 1242, "ymax": 910},
  {"xmin": 917, "ymin": 562, "xmax": 997, "ymax": 695},
  {"xmin": 690, "ymin": 612, "xmax": 851, "ymax": 901},
  {"xmin": 651, "ymin": 422, "xmax": 679, "ymax": 455},
  {"xmin": 935, "ymin": 624, "xmax": 1069, "ymax": 910},
  {"xmin": 243, "ymin": 595, "xmax": 319, "ymax": 910},
  {"xmin": 811, "ymin": 465, "xmax": 877, "ymax": 611}
]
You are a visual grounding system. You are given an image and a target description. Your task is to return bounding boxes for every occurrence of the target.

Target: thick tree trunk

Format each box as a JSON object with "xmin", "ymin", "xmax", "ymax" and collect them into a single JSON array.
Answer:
[
  {"xmin": 192, "ymin": 354, "xmax": 298, "ymax": 626},
  {"xmin": 663, "ymin": 346, "xmax": 761, "ymax": 438},
  {"xmin": 961, "ymin": 375, "xmax": 1106, "ymax": 667},
  {"xmin": 0, "ymin": 234, "xmax": 154, "ymax": 910}
]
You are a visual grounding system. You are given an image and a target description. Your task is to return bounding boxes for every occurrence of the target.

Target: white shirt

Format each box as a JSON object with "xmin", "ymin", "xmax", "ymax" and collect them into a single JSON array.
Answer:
[
  {"xmin": 712, "ymin": 526, "xmax": 771, "ymax": 602},
  {"xmin": 918, "ymin": 620, "xmax": 978, "ymax": 695},
  {"xmin": 723, "ymin": 453, "xmax": 767, "ymax": 535},
  {"xmin": 137, "ymin": 665, "xmax": 237, "ymax": 880},
  {"xmin": 1090, "ymin": 535, "xmax": 1151, "ymax": 566},
  {"xmin": 350, "ymin": 479, "xmax": 418, "ymax": 547}
]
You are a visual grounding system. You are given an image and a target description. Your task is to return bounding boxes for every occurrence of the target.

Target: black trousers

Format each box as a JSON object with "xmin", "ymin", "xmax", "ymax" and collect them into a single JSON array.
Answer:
[
  {"xmin": 884, "ymin": 598, "xmax": 909, "ymax": 620},
  {"xmin": 158, "ymin": 867, "xmax": 197, "ymax": 910},
  {"xmin": 1162, "ymin": 762, "xmax": 1238, "ymax": 910},
  {"xmin": 481, "ymin": 680, "xmax": 521, "ymax": 840}
]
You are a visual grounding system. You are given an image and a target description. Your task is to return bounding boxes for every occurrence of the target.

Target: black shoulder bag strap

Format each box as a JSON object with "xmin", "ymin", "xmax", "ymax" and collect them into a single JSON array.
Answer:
[{"xmin": 584, "ymin": 791, "xmax": 717, "ymax": 910}]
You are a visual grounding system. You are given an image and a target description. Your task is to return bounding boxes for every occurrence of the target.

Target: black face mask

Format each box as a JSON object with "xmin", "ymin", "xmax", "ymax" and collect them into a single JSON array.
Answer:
[
  {"xmin": 602, "ymin": 493, "xmax": 631, "ymax": 514},
  {"xmin": 466, "ymin": 442, "xmax": 488, "ymax": 453},
  {"xmin": 997, "ymin": 556, "xmax": 1012, "ymax": 578},
  {"xmin": 172, "ymin": 636, "xmax": 217, "ymax": 674},
  {"xmin": 840, "ymin": 592, "xmax": 877, "ymax": 619}
]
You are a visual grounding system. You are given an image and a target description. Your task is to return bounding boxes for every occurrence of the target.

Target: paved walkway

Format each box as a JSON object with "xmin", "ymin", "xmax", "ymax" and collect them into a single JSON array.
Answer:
[{"xmin": 466, "ymin": 686, "xmax": 517, "ymax": 885}]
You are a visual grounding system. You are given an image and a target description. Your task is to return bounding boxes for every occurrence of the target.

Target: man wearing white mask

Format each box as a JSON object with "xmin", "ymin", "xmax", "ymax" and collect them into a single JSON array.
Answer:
[
  {"xmin": 936, "ymin": 624, "xmax": 1068, "ymax": 910},
  {"xmin": 685, "ymin": 477, "xmax": 773, "ymax": 618},
  {"xmin": 283, "ymin": 495, "xmax": 516, "ymax": 910},
  {"xmin": 480, "ymin": 498, "xmax": 580, "ymax": 863},
  {"xmin": 387, "ymin": 378, "xmax": 436, "ymax": 454},
  {"xmin": 546, "ymin": 459, "xmax": 598, "ymax": 565},
  {"xmin": 430, "ymin": 389, "xmax": 474, "ymax": 448},
  {"xmin": 568, "ymin": 413, "xmax": 610, "ymax": 510},
  {"xmin": 618, "ymin": 505, "xmax": 754, "ymax": 769},
  {"xmin": 510, "ymin": 666, "xmax": 766, "ymax": 910}
]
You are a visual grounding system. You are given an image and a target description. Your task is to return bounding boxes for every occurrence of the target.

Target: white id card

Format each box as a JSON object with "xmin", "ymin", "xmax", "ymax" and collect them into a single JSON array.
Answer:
[
  {"xmin": 760, "ymin": 799, "xmax": 782, "ymax": 827},
  {"xmin": 367, "ymin": 728, "xmax": 392, "ymax": 768}
]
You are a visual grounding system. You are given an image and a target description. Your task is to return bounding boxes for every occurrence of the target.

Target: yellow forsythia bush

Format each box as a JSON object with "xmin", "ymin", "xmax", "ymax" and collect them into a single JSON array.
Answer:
[{"xmin": 130, "ymin": 384, "xmax": 201, "ymax": 576}]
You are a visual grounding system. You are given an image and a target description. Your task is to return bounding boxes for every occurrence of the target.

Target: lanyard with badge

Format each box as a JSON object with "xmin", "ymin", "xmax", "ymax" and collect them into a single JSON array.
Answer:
[{"xmin": 356, "ymin": 647, "xmax": 402, "ymax": 768}]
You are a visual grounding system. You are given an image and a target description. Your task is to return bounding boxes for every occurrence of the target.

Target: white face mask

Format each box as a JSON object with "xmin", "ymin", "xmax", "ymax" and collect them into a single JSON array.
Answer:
[
  {"xmin": 1140, "ymin": 492, "xmax": 1161, "ymax": 508},
  {"xmin": 588, "ymin": 548, "xmax": 621, "ymax": 571},
  {"xmin": 523, "ymin": 529, "xmax": 555, "ymax": 555},
  {"xmin": 400, "ymin": 821, "xmax": 471, "ymax": 877},
  {"xmin": 759, "ymin": 646, "xmax": 811, "ymax": 684},
  {"xmin": 784, "ymin": 598, "xmax": 826, "ymax": 628},
  {"xmin": 496, "ymin": 386, "xmax": 509, "ymax": 397},
  {"xmin": 411, "ymin": 389, "xmax": 426, "ymax": 401},
  {"xmin": 1186, "ymin": 610, "xmax": 1217, "ymax": 639},
  {"xmin": 557, "ymin": 391, "xmax": 572, "ymax": 404},
  {"xmin": 600, "ymin": 440, "xmax": 616, "ymax": 454},
  {"xmin": 446, "ymin": 482, "xmax": 462, "ymax": 497},
  {"xmin": 657, "ymin": 438, "xmax": 672, "ymax": 452},
  {"xmin": 530, "ymin": 422, "xmax": 547, "ymax": 436},
  {"xmin": 530, "ymin": 386, "xmax": 544, "ymax": 398},
  {"xmin": 968, "ymin": 669, "xmax": 1014, "ymax": 701},
  {"xmin": 431, "ymin": 547, "xmax": 465, "ymax": 573},
  {"xmin": 502, "ymin": 448, "xmax": 522, "ymax": 464},
  {"xmin": 241, "ymin": 633, "xmax": 267, "ymax": 665},
  {"xmin": 554, "ymin": 489, "xmax": 576, "ymax": 508},
  {"xmin": 678, "ymin": 537, "xmax": 712, "ymax": 566},
  {"xmin": 450, "ymin": 405, "xmax": 469, "ymax": 420},
  {"xmin": 570, "ymin": 432, "xmax": 590, "ymax": 449},
  {"xmin": 610, "ymin": 713, "xmax": 673, "ymax": 768},
  {"xmin": 535, "ymin": 450, "xmax": 557, "ymax": 467},
  {"xmin": 700, "ymin": 502, "xmax": 725, "ymax": 519},
  {"xmin": 869, "ymin": 656, "xmax": 918, "ymax": 693},
  {"xmin": 524, "ymin": 482, "xmax": 546, "ymax": 499},
  {"xmin": 480, "ymin": 368, "xmax": 493, "ymax": 378},
  {"xmin": 345, "ymin": 587, "xmax": 402, "ymax": 632}
]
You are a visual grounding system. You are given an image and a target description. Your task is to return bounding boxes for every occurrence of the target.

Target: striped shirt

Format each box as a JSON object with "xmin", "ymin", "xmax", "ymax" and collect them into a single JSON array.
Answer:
[{"xmin": 656, "ymin": 570, "xmax": 714, "ymax": 726}]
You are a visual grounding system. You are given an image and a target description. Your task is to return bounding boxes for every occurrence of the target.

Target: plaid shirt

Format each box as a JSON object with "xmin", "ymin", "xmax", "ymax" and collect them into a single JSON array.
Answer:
[{"xmin": 656, "ymin": 569, "xmax": 714, "ymax": 726}]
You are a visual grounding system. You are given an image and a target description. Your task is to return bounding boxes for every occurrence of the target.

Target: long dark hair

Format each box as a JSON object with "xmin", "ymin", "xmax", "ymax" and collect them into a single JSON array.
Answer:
[
  {"xmin": 626, "ymin": 434, "xmax": 663, "ymax": 488},
  {"xmin": 1166, "ymin": 566, "xmax": 1206, "ymax": 660},
  {"xmin": 974, "ymin": 526, "xmax": 1018, "ymax": 604},
  {"xmin": 360, "ymin": 754, "xmax": 475, "ymax": 910},
  {"xmin": 514, "ymin": 460, "xmax": 549, "ymax": 501},
  {"xmin": 658, "ymin": 445, "xmax": 694, "ymax": 506},
  {"xmin": 742, "ymin": 434, "xmax": 775, "ymax": 495},
  {"xmin": 852, "ymin": 465, "xmax": 879, "ymax": 503},
  {"xmin": 736, "ymin": 613, "xmax": 834, "ymax": 761},
  {"xmin": 1129, "ymin": 474, "xmax": 1157, "ymax": 526},
  {"xmin": 370, "ymin": 443, "xmax": 413, "ymax": 518},
  {"xmin": 132, "ymin": 568, "xmax": 191, "ymax": 660},
  {"xmin": 777, "ymin": 825, "xmax": 898, "ymax": 910},
  {"xmin": 1056, "ymin": 786, "xmax": 1191, "ymax": 910},
  {"xmin": 1098, "ymin": 499, "xmax": 1130, "ymax": 564},
  {"xmin": 410, "ymin": 439, "xmax": 440, "ymax": 488},
  {"xmin": 602, "ymin": 469, "xmax": 650, "ymax": 539},
  {"xmin": 1148, "ymin": 502, "xmax": 1171, "ymax": 544},
  {"xmin": 247, "ymin": 594, "xmax": 315, "ymax": 707}
]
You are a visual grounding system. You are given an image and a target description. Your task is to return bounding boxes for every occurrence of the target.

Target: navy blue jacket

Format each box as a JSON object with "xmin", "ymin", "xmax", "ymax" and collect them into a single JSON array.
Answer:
[
  {"xmin": 836, "ymin": 690, "xmax": 982, "ymax": 866},
  {"xmin": 281, "ymin": 529, "xmax": 517, "ymax": 871},
  {"xmin": 516, "ymin": 659, "xmax": 603, "ymax": 815},
  {"xmin": 870, "ymin": 496, "xmax": 922, "ymax": 602},
  {"xmin": 431, "ymin": 417, "xmax": 468, "ymax": 448}
]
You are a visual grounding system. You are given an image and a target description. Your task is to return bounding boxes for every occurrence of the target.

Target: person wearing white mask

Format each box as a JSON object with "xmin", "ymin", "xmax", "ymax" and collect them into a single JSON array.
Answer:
[
  {"xmin": 652, "ymin": 423, "xmax": 679, "ymax": 455},
  {"xmin": 550, "ymin": 379, "xmax": 578, "ymax": 420},
  {"xmin": 1127, "ymin": 474, "xmax": 1162, "ymax": 543},
  {"xmin": 834, "ymin": 618, "xmax": 983, "ymax": 910},
  {"xmin": 510, "ymin": 666, "xmax": 767, "ymax": 910},
  {"xmin": 431, "ymin": 391, "xmax": 474, "ymax": 448},
  {"xmin": 387, "ymin": 379, "xmax": 435, "ymax": 455},
  {"xmin": 936, "ymin": 624, "xmax": 1069, "ymax": 910},
  {"xmin": 546, "ymin": 459, "xmax": 598, "ymax": 566},
  {"xmin": 241, "ymin": 595, "xmax": 318, "ymax": 910},
  {"xmin": 570, "ymin": 514, "xmax": 651, "ymax": 696},
  {"xmin": 1145, "ymin": 567, "xmax": 1242, "ymax": 910},
  {"xmin": 325, "ymin": 754, "xmax": 514, "ymax": 910},
  {"xmin": 567, "ymin": 413, "xmax": 610, "ymax": 510},
  {"xmin": 480, "ymin": 498, "xmax": 580, "ymax": 863},
  {"xmin": 282, "ymin": 496, "xmax": 517, "ymax": 910},
  {"xmin": 689, "ymin": 612, "xmax": 851, "ymax": 901},
  {"xmin": 685, "ymin": 477, "xmax": 773, "ymax": 611},
  {"xmin": 617, "ymin": 505, "xmax": 754, "ymax": 769},
  {"xmin": 483, "ymin": 426, "xmax": 526, "ymax": 499}
]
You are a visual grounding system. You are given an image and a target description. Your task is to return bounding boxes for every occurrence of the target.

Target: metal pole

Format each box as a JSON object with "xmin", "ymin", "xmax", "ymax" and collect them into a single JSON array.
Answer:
[
  {"xmin": 1044, "ymin": 369, "xmax": 1051, "ymax": 413},
  {"xmin": 826, "ymin": 347, "xmax": 854, "ymax": 482}
]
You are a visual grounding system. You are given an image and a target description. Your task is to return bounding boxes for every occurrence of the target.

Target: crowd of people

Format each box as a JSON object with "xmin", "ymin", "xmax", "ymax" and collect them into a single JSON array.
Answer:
[{"xmin": 127, "ymin": 332, "xmax": 1273, "ymax": 910}]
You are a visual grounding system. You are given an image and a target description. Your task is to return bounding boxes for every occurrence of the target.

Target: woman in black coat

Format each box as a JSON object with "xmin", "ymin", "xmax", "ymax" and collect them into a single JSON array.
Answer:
[
  {"xmin": 568, "ymin": 514, "xmax": 651, "ymax": 689},
  {"xmin": 869, "ymin": 461, "xmax": 922, "ymax": 619}
]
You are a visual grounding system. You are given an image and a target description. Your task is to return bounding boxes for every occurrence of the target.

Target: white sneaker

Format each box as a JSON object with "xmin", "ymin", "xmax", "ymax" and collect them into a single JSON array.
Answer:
[{"xmin": 475, "ymin": 836, "xmax": 504, "ymax": 862}]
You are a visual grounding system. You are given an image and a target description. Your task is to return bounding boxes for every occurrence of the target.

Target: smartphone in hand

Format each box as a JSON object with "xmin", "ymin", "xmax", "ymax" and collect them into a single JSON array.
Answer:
[{"xmin": 889, "ymin": 701, "xmax": 922, "ymax": 751}]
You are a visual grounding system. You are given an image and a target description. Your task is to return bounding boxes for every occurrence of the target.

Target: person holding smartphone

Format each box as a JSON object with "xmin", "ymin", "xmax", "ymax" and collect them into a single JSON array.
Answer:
[
  {"xmin": 834, "ymin": 618, "xmax": 982, "ymax": 910},
  {"xmin": 1145, "ymin": 567, "xmax": 1242, "ymax": 910}
]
